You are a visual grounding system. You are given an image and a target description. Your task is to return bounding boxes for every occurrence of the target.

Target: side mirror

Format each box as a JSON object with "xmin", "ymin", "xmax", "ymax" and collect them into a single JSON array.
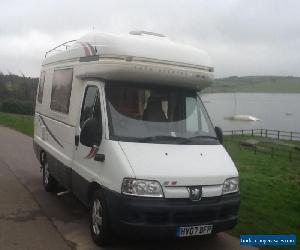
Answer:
[
  {"xmin": 215, "ymin": 126, "xmax": 223, "ymax": 145},
  {"xmin": 80, "ymin": 118, "xmax": 102, "ymax": 147}
]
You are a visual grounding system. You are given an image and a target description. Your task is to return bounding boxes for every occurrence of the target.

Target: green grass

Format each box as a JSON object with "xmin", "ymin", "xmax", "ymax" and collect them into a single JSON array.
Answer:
[
  {"xmin": 0, "ymin": 112, "xmax": 34, "ymax": 136},
  {"xmin": 226, "ymin": 135, "xmax": 300, "ymax": 161},
  {"xmin": 225, "ymin": 136, "xmax": 300, "ymax": 249}
]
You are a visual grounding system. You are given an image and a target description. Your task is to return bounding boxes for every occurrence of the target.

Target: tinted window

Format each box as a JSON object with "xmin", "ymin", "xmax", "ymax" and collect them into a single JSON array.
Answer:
[
  {"xmin": 80, "ymin": 86, "xmax": 101, "ymax": 128},
  {"xmin": 37, "ymin": 71, "xmax": 45, "ymax": 103},
  {"xmin": 50, "ymin": 68, "xmax": 73, "ymax": 113}
]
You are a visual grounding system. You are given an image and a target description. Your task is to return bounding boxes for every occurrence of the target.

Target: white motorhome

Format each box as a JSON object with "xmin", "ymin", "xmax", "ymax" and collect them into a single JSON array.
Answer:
[{"xmin": 33, "ymin": 31, "xmax": 240, "ymax": 246}]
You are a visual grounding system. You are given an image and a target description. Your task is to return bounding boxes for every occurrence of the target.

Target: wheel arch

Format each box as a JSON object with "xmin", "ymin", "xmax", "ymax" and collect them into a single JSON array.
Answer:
[
  {"xmin": 40, "ymin": 150, "xmax": 47, "ymax": 166},
  {"xmin": 87, "ymin": 181, "xmax": 102, "ymax": 204}
]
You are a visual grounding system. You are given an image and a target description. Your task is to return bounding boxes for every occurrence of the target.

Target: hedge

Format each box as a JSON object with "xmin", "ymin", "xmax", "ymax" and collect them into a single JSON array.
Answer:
[{"xmin": 1, "ymin": 99, "xmax": 35, "ymax": 115}]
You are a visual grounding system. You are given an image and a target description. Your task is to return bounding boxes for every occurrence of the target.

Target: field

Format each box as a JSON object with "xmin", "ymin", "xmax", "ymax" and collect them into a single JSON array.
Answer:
[
  {"xmin": 0, "ymin": 112, "xmax": 299, "ymax": 247},
  {"xmin": 225, "ymin": 136, "xmax": 300, "ymax": 245},
  {"xmin": 0, "ymin": 112, "xmax": 34, "ymax": 136}
]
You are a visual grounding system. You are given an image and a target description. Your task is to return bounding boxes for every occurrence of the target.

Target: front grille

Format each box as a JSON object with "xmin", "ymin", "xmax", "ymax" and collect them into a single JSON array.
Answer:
[{"xmin": 165, "ymin": 196, "xmax": 222, "ymax": 205}]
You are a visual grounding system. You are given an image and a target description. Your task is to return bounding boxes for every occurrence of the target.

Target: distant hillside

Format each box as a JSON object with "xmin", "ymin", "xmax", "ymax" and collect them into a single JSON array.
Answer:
[
  {"xmin": 202, "ymin": 76, "xmax": 300, "ymax": 93},
  {"xmin": 0, "ymin": 73, "xmax": 299, "ymax": 115}
]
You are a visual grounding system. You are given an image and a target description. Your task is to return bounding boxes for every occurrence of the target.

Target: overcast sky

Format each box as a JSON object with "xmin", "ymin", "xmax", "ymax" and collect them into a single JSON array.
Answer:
[{"xmin": 0, "ymin": 0, "xmax": 299, "ymax": 78}]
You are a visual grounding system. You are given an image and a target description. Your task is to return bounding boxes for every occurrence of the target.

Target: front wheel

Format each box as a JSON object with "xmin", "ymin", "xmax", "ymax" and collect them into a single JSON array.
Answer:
[
  {"xmin": 90, "ymin": 189, "xmax": 112, "ymax": 246},
  {"xmin": 42, "ymin": 161, "xmax": 57, "ymax": 192}
]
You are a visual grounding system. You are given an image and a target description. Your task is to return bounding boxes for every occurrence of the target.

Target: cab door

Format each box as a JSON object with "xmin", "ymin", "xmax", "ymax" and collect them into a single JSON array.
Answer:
[{"xmin": 72, "ymin": 80, "xmax": 106, "ymax": 205}]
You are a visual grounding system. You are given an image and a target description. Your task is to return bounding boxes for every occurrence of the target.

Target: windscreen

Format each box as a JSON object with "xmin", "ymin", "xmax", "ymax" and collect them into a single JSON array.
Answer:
[{"xmin": 105, "ymin": 83, "xmax": 217, "ymax": 144}]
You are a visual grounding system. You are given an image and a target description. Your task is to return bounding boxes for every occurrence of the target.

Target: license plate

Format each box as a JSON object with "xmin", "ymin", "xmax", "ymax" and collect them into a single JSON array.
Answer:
[{"xmin": 176, "ymin": 225, "xmax": 213, "ymax": 237}]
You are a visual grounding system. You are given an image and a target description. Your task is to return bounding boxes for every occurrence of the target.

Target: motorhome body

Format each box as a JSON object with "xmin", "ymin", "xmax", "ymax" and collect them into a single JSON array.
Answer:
[{"xmin": 33, "ymin": 31, "xmax": 240, "ymax": 245}]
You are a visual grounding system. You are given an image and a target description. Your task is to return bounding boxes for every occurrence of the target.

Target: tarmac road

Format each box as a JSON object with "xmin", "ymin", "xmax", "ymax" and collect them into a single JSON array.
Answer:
[{"xmin": 0, "ymin": 126, "xmax": 256, "ymax": 250}]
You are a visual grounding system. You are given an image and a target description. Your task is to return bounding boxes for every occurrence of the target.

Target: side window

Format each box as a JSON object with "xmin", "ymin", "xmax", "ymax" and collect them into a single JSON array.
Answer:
[
  {"xmin": 80, "ymin": 86, "xmax": 102, "ymax": 128},
  {"xmin": 186, "ymin": 97, "xmax": 198, "ymax": 133},
  {"xmin": 50, "ymin": 68, "xmax": 73, "ymax": 114},
  {"xmin": 37, "ymin": 71, "xmax": 46, "ymax": 103},
  {"xmin": 186, "ymin": 97, "xmax": 209, "ymax": 134}
]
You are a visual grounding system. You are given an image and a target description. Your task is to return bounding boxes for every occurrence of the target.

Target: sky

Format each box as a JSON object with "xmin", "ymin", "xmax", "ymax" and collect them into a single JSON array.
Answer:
[{"xmin": 0, "ymin": 0, "xmax": 299, "ymax": 78}]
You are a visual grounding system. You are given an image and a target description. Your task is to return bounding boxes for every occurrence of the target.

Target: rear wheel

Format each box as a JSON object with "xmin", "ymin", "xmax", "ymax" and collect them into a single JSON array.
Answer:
[
  {"xmin": 42, "ymin": 161, "xmax": 57, "ymax": 192},
  {"xmin": 90, "ymin": 189, "xmax": 112, "ymax": 246}
]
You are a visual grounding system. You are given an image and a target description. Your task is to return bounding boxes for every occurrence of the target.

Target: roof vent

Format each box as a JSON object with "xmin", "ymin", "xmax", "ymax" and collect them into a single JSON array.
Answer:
[{"xmin": 129, "ymin": 30, "xmax": 166, "ymax": 38}]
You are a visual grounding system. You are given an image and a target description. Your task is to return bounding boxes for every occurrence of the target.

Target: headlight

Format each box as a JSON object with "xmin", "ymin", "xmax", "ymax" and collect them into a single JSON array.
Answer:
[
  {"xmin": 222, "ymin": 177, "xmax": 239, "ymax": 195},
  {"xmin": 122, "ymin": 178, "xmax": 164, "ymax": 197}
]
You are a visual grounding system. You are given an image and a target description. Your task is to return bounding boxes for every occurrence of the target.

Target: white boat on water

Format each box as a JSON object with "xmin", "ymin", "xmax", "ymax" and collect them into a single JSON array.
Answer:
[
  {"xmin": 228, "ymin": 114, "xmax": 260, "ymax": 121},
  {"xmin": 225, "ymin": 94, "xmax": 260, "ymax": 121}
]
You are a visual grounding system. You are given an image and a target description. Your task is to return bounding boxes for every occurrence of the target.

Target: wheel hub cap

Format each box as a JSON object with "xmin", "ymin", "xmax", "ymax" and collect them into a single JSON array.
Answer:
[
  {"xmin": 92, "ymin": 199, "xmax": 103, "ymax": 235},
  {"xmin": 44, "ymin": 163, "xmax": 50, "ymax": 185}
]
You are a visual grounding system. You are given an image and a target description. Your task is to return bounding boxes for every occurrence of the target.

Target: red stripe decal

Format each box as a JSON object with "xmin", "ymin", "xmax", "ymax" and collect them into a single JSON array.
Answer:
[
  {"xmin": 85, "ymin": 146, "xmax": 99, "ymax": 159},
  {"xmin": 85, "ymin": 42, "xmax": 96, "ymax": 55},
  {"xmin": 79, "ymin": 42, "xmax": 91, "ymax": 56},
  {"xmin": 84, "ymin": 148, "xmax": 93, "ymax": 159}
]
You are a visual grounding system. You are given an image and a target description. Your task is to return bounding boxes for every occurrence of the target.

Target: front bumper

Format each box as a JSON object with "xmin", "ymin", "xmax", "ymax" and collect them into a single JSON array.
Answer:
[{"xmin": 102, "ymin": 188, "xmax": 240, "ymax": 238}]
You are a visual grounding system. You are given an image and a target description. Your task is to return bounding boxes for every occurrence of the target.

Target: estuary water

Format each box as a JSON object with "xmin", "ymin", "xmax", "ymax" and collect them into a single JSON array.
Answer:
[{"xmin": 201, "ymin": 93, "xmax": 300, "ymax": 132}]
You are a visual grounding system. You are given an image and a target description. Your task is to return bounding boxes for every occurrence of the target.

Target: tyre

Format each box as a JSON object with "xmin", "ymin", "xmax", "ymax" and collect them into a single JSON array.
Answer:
[
  {"xmin": 90, "ymin": 189, "xmax": 112, "ymax": 246},
  {"xmin": 42, "ymin": 161, "xmax": 58, "ymax": 192}
]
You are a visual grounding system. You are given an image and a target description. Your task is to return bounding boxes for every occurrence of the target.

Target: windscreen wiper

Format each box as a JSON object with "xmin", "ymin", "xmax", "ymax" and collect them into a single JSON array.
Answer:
[
  {"xmin": 138, "ymin": 135, "xmax": 187, "ymax": 143},
  {"xmin": 180, "ymin": 135, "xmax": 218, "ymax": 144}
]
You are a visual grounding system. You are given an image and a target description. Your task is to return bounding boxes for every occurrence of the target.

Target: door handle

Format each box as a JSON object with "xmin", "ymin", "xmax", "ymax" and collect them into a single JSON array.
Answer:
[
  {"xmin": 75, "ymin": 135, "xmax": 79, "ymax": 147},
  {"xmin": 94, "ymin": 153, "xmax": 105, "ymax": 162}
]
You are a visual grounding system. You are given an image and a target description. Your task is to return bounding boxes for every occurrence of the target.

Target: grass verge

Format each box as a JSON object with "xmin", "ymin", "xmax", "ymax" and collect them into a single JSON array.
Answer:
[
  {"xmin": 0, "ymin": 112, "xmax": 34, "ymax": 136},
  {"xmin": 225, "ymin": 136, "xmax": 300, "ymax": 249}
]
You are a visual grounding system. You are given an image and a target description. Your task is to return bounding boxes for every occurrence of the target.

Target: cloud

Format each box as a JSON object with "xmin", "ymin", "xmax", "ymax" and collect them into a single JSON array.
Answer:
[{"xmin": 0, "ymin": 0, "xmax": 299, "ymax": 77}]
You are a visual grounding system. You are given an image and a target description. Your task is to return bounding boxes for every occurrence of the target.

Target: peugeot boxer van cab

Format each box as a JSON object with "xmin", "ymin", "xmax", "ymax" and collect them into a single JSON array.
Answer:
[{"xmin": 33, "ymin": 31, "xmax": 240, "ymax": 246}]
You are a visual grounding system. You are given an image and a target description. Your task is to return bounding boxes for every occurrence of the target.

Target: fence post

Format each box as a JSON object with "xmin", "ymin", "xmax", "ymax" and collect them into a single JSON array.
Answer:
[
  {"xmin": 277, "ymin": 131, "xmax": 280, "ymax": 140},
  {"xmin": 265, "ymin": 129, "xmax": 268, "ymax": 138},
  {"xmin": 261, "ymin": 129, "xmax": 262, "ymax": 137},
  {"xmin": 242, "ymin": 130, "xmax": 244, "ymax": 136},
  {"xmin": 254, "ymin": 145, "xmax": 257, "ymax": 154},
  {"xmin": 252, "ymin": 129, "xmax": 253, "ymax": 136}
]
